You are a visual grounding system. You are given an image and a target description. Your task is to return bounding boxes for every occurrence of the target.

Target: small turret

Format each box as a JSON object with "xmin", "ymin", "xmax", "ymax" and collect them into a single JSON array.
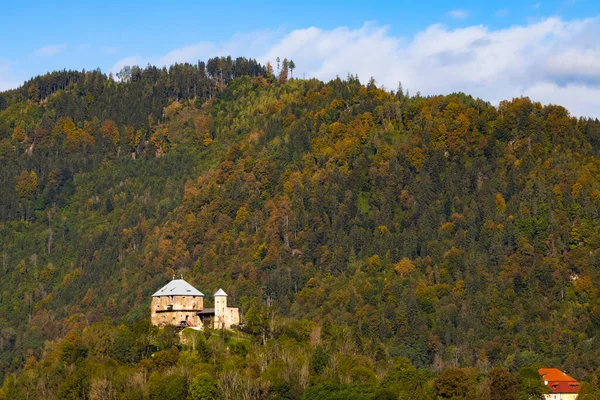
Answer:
[{"xmin": 214, "ymin": 288, "xmax": 228, "ymax": 329}]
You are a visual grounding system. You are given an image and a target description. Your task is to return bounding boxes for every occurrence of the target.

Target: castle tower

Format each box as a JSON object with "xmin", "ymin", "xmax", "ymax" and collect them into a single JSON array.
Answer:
[{"xmin": 214, "ymin": 288, "xmax": 228, "ymax": 329}]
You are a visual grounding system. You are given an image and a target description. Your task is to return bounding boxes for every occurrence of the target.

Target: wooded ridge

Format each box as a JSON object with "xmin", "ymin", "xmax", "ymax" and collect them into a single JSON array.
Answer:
[{"xmin": 1, "ymin": 56, "xmax": 600, "ymax": 399}]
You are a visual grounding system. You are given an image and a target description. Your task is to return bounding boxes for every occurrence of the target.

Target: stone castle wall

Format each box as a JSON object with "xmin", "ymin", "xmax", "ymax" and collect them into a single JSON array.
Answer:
[
  {"xmin": 214, "ymin": 296, "xmax": 240, "ymax": 329},
  {"xmin": 151, "ymin": 295, "xmax": 204, "ymax": 327},
  {"xmin": 151, "ymin": 292, "xmax": 239, "ymax": 330},
  {"xmin": 219, "ymin": 307, "xmax": 240, "ymax": 328}
]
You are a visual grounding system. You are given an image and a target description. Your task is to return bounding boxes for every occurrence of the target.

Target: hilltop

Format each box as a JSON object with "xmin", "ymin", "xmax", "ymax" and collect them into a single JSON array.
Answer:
[{"xmin": 1, "ymin": 57, "xmax": 600, "ymax": 399}]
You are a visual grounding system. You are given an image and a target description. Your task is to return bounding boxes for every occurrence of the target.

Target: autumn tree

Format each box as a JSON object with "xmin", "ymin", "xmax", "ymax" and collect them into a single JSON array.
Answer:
[
  {"xmin": 434, "ymin": 368, "xmax": 471, "ymax": 399},
  {"xmin": 279, "ymin": 58, "xmax": 289, "ymax": 83},
  {"xmin": 489, "ymin": 367, "xmax": 518, "ymax": 400},
  {"xmin": 100, "ymin": 119, "xmax": 120, "ymax": 149},
  {"xmin": 12, "ymin": 126, "xmax": 26, "ymax": 143}
]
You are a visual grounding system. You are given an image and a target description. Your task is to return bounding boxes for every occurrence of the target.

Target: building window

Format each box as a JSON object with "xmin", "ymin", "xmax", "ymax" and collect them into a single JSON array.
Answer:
[{"xmin": 170, "ymin": 295, "xmax": 174, "ymax": 301}]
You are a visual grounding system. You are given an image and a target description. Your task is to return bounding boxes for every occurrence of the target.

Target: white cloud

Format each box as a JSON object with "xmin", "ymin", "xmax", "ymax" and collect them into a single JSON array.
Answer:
[
  {"xmin": 261, "ymin": 23, "xmax": 402, "ymax": 82},
  {"xmin": 35, "ymin": 44, "xmax": 66, "ymax": 57},
  {"xmin": 526, "ymin": 82, "xmax": 600, "ymax": 118},
  {"xmin": 448, "ymin": 10, "xmax": 469, "ymax": 20},
  {"xmin": 544, "ymin": 48, "xmax": 600, "ymax": 81},
  {"xmin": 105, "ymin": 14, "xmax": 600, "ymax": 118}
]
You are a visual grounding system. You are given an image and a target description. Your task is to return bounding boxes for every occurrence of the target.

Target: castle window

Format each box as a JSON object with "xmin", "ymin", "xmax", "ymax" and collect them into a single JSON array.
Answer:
[{"xmin": 170, "ymin": 295, "xmax": 174, "ymax": 301}]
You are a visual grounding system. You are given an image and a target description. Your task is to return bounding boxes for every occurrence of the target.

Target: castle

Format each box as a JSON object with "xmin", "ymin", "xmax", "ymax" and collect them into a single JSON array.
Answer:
[{"xmin": 150, "ymin": 278, "xmax": 239, "ymax": 330}]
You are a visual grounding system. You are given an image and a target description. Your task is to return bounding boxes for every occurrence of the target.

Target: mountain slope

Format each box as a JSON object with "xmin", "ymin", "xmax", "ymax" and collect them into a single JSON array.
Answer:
[{"xmin": 2, "ymin": 61, "xmax": 600, "ymax": 398}]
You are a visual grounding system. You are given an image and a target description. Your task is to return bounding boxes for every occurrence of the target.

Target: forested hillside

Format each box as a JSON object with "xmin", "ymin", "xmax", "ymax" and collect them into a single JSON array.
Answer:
[{"xmin": 2, "ymin": 56, "xmax": 600, "ymax": 399}]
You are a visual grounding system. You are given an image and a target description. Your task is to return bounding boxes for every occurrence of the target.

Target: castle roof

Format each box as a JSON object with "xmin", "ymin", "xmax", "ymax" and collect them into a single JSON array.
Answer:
[
  {"xmin": 214, "ymin": 288, "xmax": 227, "ymax": 296},
  {"xmin": 152, "ymin": 279, "xmax": 204, "ymax": 297}
]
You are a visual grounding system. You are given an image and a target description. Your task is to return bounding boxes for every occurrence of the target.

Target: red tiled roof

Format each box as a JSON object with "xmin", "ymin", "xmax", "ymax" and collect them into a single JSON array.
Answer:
[
  {"xmin": 539, "ymin": 368, "xmax": 577, "ymax": 382},
  {"xmin": 539, "ymin": 368, "xmax": 579, "ymax": 394},
  {"xmin": 546, "ymin": 381, "xmax": 579, "ymax": 394}
]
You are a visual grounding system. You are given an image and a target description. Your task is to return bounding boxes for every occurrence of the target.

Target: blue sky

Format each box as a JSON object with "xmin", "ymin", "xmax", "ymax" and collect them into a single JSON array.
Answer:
[{"xmin": 2, "ymin": 0, "xmax": 600, "ymax": 116}]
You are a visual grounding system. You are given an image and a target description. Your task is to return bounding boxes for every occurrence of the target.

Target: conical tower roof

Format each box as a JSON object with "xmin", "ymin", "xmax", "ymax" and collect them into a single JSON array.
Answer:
[{"xmin": 214, "ymin": 288, "xmax": 228, "ymax": 296}]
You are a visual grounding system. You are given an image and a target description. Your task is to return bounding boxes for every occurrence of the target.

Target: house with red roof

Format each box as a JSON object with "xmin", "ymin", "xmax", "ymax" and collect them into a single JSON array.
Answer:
[{"xmin": 538, "ymin": 368, "xmax": 579, "ymax": 400}]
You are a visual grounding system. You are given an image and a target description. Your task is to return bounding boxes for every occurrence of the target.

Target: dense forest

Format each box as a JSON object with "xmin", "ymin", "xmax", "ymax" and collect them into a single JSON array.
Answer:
[{"xmin": 1, "ymin": 55, "xmax": 600, "ymax": 399}]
